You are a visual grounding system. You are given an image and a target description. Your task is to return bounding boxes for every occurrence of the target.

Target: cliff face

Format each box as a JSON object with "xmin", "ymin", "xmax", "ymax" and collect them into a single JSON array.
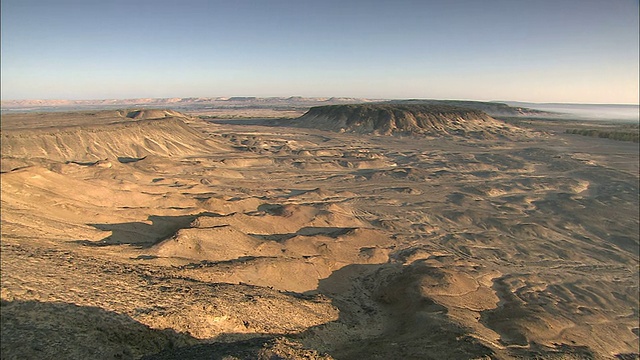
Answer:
[{"xmin": 295, "ymin": 104, "xmax": 521, "ymax": 137}]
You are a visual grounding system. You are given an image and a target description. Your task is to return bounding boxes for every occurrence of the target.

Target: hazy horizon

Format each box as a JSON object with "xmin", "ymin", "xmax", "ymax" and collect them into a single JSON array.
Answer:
[
  {"xmin": 2, "ymin": 0, "xmax": 638, "ymax": 103},
  {"xmin": 2, "ymin": 95, "xmax": 639, "ymax": 107}
]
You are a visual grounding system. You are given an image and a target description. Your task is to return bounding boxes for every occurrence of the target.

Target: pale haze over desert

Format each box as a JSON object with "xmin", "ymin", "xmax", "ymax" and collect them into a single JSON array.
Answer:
[{"xmin": 1, "ymin": 1, "xmax": 639, "ymax": 360}]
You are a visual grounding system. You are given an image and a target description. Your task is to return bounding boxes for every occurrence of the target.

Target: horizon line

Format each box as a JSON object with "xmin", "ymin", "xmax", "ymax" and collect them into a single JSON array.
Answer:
[{"xmin": 1, "ymin": 96, "xmax": 638, "ymax": 107}]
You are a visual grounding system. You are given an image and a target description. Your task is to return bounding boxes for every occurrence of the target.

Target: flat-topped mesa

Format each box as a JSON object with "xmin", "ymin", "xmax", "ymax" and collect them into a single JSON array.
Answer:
[
  {"xmin": 122, "ymin": 109, "xmax": 188, "ymax": 120},
  {"xmin": 295, "ymin": 104, "xmax": 522, "ymax": 137}
]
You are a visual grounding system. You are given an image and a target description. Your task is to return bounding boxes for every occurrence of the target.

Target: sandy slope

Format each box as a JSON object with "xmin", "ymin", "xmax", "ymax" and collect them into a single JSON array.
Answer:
[{"xmin": 1, "ymin": 109, "xmax": 638, "ymax": 359}]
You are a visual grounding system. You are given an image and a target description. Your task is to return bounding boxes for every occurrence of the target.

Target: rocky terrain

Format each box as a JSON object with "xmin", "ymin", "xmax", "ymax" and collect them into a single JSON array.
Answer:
[{"xmin": 1, "ymin": 108, "xmax": 638, "ymax": 359}]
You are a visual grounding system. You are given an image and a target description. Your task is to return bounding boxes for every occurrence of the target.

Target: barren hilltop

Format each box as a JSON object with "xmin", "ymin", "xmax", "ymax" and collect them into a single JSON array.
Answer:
[
  {"xmin": 1, "ymin": 107, "xmax": 638, "ymax": 359},
  {"xmin": 294, "ymin": 104, "xmax": 530, "ymax": 137}
]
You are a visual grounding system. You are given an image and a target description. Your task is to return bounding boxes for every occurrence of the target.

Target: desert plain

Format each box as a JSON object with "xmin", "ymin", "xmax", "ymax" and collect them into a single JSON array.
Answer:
[{"xmin": 0, "ymin": 101, "xmax": 638, "ymax": 359}]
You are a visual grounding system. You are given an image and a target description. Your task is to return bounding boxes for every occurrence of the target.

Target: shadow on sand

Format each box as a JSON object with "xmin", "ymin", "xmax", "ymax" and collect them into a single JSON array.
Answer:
[{"xmin": 73, "ymin": 212, "xmax": 221, "ymax": 248}]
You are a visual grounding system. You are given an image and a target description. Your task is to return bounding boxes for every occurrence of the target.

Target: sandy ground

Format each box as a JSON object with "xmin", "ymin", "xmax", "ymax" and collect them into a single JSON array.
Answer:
[{"xmin": 1, "ymin": 110, "xmax": 638, "ymax": 359}]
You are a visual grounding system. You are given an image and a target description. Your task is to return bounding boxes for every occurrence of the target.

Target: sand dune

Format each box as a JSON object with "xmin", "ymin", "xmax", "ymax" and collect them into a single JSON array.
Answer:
[{"xmin": 1, "ymin": 109, "xmax": 638, "ymax": 359}]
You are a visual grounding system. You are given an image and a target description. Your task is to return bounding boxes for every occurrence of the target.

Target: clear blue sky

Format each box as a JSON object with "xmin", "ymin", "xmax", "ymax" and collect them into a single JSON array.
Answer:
[{"xmin": 1, "ymin": 0, "xmax": 638, "ymax": 103}]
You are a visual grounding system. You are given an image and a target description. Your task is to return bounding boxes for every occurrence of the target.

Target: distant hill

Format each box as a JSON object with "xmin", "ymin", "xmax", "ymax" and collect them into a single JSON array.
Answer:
[
  {"xmin": 0, "ymin": 97, "xmax": 375, "ymax": 112},
  {"xmin": 0, "ymin": 110, "xmax": 226, "ymax": 166},
  {"xmin": 123, "ymin": 109, "xmax": 187, "ymax": 120},
  {"xmin": 294, "ymin": 103, "xmax": 528, "ymax": 137},
  {"xmin": 1, "ymin": 98, "xmax": 553, "ymax": 123}
]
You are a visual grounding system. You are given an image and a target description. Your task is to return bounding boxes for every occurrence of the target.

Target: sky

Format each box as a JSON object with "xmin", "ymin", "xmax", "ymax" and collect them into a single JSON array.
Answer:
[{"xmin": 1, "ymin": 0, "xmax": 639, "ymax": 103}]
